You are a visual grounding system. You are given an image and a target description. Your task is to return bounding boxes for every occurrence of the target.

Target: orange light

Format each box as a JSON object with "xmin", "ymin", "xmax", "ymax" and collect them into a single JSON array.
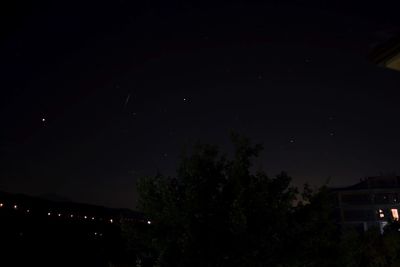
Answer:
[{"xmin": 391, "ymin": 209, "xmax": 399, "ymax": 220}]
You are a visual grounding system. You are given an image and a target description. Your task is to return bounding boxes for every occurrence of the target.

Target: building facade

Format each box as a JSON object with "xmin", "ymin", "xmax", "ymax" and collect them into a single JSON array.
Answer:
[
  {"xmin": 370, "ymin": 35, "xmax": 400, "ymax": 72},
  {"xmin": 333, "ymin": 175, "xmax": 400, "ymax": 233}
]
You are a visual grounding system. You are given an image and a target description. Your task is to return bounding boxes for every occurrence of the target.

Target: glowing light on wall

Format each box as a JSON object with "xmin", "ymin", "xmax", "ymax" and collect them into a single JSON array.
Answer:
[
  {"xmin": 379, "ymin": 209, "xmax": 385, "ymax": 218},
  {"xmin": 391, "ymin": 209, "xmax": 399, "ymax": 220}
]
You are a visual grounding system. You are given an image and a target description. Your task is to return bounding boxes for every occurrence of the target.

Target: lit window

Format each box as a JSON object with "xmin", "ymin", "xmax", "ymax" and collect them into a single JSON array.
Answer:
[
  {"xmin": 91, "ymin": 217, "xmax": 95, "ymax": 220},
  {"xmin": 84, "ymin": 216, "xmax": 87, "ymax": 219},
  {"xmin": 48, "ymin": 212, "xmax": 51, "ymax": 216},
  {"xmin": 391, "ymin": 209, "xmax": 399, "ymax": 220},
  {"xmin": 147, "ymin": 220, "xmax": 152, "ymax": 225},
  {"xmin": 26, "ymin": 209, "xmax": 30, "ymax": 213},
  {"xmin": 58, "ymin": 213, "xmax": 61, "ymax": 217},
  {"xmin": 70, "ymin": 214, "xmax": 74, "ymax": 218},
  {"xmin": 13, "ymin": 205, "xmax": 18, "ymax": 210},
  {"xmin": 0, "ymin": 203, "xmax": 3, "ymax": 207},
  {"xmin": 109, "ymin": 219, "xmax": 113, "ymax": 223}
]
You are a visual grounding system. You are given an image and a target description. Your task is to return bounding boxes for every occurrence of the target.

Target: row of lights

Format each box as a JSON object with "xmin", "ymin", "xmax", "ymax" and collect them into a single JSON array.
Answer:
[
  {"xmin": 2, "ymin": 202, "xmax": 107, "ymax": 239},
  {"xmin": 1, "ymin": 202, "xmax": 151, "ymax": 225},
  {"xmin": 0, "ymin": 202, "xmax": 114, "ymax": 223}
]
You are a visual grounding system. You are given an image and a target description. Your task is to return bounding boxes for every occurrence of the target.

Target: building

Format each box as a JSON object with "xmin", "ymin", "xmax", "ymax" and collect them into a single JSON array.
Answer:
[
  {"xmin": 332, "ymin": 175, "xmax": 400, "ymax": 233},
  {"xmin": 369, "ymin": 35, "xmax": 400, "ymax": 72}
]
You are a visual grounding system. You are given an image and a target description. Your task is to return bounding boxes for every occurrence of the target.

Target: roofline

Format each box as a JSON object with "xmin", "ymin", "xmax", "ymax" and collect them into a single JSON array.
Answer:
[{"xmin": 369, "ymin": 35, "xmax": 400, "ymax": 68}]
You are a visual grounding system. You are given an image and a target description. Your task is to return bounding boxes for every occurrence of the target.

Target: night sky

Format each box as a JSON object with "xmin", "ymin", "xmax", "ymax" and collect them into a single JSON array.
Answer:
[{"xmin": 1, "ymin": 0, "xmax": 400, "ymax": 209}]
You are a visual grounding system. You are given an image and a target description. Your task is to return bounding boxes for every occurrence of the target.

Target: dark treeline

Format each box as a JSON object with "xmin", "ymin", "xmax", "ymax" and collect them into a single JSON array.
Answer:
[{"xmin": 125, "ymin": 134, "xmax": 400, "ymax": 267}]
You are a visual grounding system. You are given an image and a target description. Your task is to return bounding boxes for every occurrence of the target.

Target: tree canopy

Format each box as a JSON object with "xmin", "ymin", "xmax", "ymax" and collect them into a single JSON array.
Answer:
[{"xmin": 133, "ymin": 135, "xmax": 400, "ymax": 267}]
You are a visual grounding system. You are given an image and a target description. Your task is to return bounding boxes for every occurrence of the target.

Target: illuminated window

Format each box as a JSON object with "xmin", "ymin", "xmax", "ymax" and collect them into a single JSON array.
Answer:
[
  {"xmin": 147, "ymin": 220, "xmax": 152, "ymax": 225},
  {"xmin": 26, "ymin": 209, "xmax": 30, "ymax": 213},
  {"xmin": 48, "ymin": 212, "xmax": 51, "ymax": 216},
  {"xmin": 13, "ymin": 205, "xmax": 18, "ymax": 210},
  {"xmin": 109, "ymin": 219, "xmax": 113, "ymax": 223},
  {"xmin": 70, "ymin": 214, "xmax": 74, "ymax": 218},
  {"xmin": 91, "ymin": 217, "xmax": 95, "ymax": 220},
  {"xmin": 84, "ymin": 216, "xmax": 87, "ymax": 219},
  {"xmin": 58, "ymin": 213, "xmax": 61, "ymax": 217},
  {"xmin": 0, "ymin": 203, "xmax": 3, "ymax": 207},
  {"xmin": 391, "ymin": 209, "xmax": 399, "ymax": 220}
]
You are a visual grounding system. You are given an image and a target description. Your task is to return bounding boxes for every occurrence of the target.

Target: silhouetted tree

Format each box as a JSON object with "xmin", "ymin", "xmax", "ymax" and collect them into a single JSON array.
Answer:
[
  {"xmin": 133, "ymin": 134, "xmax": 400, "ymax": 267},
  {"xmin": 136, "ymin": 134, "xmax": 300, "ymax": 266}
]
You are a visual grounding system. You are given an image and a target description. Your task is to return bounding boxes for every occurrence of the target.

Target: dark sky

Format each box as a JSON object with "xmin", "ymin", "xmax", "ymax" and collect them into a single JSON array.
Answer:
[{"xmin": 1, "ymin": 0, "xmax": 400, "ymax": 209}]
